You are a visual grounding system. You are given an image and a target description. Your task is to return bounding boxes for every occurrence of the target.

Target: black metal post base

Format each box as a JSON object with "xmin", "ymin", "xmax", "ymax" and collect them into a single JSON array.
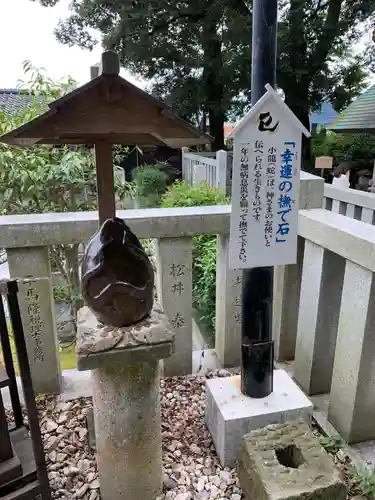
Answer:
[{"xmin": 241, "ymin": 340, "xmax": 274, "ymax": 398}]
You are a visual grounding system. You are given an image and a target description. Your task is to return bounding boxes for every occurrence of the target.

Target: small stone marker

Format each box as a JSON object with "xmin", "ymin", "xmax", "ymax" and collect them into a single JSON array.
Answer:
[
  {"xmin": 239, "ymin": 419, "xmax": 347, "ymax": 500},
  {"xmin": 76, "ymin": 302, "xmax": 174, "ymax": 500}
]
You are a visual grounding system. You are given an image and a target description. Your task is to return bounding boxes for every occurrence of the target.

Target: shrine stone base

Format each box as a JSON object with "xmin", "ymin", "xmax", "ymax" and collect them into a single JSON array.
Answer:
[
  {"xmin": 76, "ymin": 304, "xmax": 174, "ymax": 500},
  {"xmin": 205, "ymin": 369, "xmax": 313, "ymax": 467},
  {"xmin": 239, "ymin": 419, "xmax": 347, "ymax": 500}
]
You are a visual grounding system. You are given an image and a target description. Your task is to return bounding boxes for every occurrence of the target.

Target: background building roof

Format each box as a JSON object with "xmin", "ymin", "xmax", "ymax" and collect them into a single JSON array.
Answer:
[
  {"xmin": 0, "ymin": 89, "xmax": 36, "ymax": 116},
  {"xmin": 311, "ymin": 101, "xmax": 338, "ymax": 127},
  {"xmin": 329, "ymin": 85, "xmax": 375, "ymax": 133}
]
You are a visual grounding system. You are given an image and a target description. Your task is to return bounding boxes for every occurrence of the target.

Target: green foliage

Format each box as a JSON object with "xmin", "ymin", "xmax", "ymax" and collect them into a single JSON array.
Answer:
[
  {"xmin": 349, "ymin": 466, "xmax": 375, "ymax": 498},
  {"xmin": 132, "ymin": 165, "xmax": 168, "ymax": 197},
  {"xmin": 162, "ymin": 181, "xmax": 228, "ymax": 331},
  {"xmin": 312, "ymin": 131, "xmax": 375, "ymax": 167},
  {"xmin": 318, "ymin": 434, "xmax": 343, "ymax": 454},
  {"xmin": 0, "ymin": 62, "xmax": 133, "ymax": 328},
  {"xmin": 36, "ymin": 0, "xmax": 375, "ymax": 152},
  {"xmin": 162, "ymin": 180, "xmax": 228, "ymax": 207},
  {"xmin": 132, "ymin": 164, "xmax": 168, "ymax": 207},
  {"xmin": 192, "ymin": 234, "xmax": 217, "ymax": 331}
]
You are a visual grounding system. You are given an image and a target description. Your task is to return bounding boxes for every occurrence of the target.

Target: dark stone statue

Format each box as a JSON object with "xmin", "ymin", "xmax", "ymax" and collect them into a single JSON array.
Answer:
[{"xmin": 81, "ymin": 217, "xmax": 154, "ymax": 327}]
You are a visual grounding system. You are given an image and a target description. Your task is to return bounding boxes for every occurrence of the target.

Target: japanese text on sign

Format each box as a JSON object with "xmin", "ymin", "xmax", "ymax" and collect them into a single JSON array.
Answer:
[
  {"xmin": 238, "ymin": 147, "xmax": 249, "ymax": 263},
  {"xmin": 229, "ymin": 89, "xmax": 305, "ymax": 269},
  {"xmin": 276, "ymin": 142, "xmax": 296, "ymax": 244}
]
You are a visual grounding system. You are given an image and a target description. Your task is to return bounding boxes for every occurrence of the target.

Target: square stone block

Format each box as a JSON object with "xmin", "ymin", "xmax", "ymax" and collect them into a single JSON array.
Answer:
[
  {"xmin": 239, "ymin": 419, "xmax": 347, "ymax": 500},
  {"xmin": 76, "ymin": 303, "xmax": 174, "ymax": 370},
  {"xmin": 205, "ymin": 370, "xmax": 313, "ymax": 467}
]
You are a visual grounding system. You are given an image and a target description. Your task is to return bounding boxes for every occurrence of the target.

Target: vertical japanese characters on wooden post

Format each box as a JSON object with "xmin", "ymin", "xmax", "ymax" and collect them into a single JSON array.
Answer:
[{"xmin": 229, "ymin": 84, "xmax": 310, "ymax": 270}]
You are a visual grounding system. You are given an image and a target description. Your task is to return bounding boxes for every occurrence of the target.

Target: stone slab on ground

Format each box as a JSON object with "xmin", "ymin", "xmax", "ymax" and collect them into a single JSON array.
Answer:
[
  {"xmin": 76, "ymin": 303, "xmax": 175, "ymax": 370},
  {"xmin": 205, "ymin": 369, "xmax": 313, "ymax": 467},
  {"xmin": 239, "ymin": 419, "xmax": 347, "ymax": 500}
]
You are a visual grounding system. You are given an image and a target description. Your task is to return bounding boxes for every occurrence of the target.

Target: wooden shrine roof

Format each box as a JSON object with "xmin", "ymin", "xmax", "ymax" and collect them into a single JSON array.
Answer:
[{"xmin": 0, "ymin": 52, "xmax": 212, "ymax": 148}]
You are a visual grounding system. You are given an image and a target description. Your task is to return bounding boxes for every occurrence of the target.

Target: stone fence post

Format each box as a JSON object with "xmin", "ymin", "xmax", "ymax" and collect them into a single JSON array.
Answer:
[
  {"xmin": 272, "ymin": 172, "xmax": 324, "ymax": 361},
  {"xmin": 215, "ymin": 234, "xmax": 242, "ymax": 366},
  {"xmin": 181, "ymin": 146, "xmax": 190, "ymax": 184},
  {"xmin": 7, "ymin": 247, "xmax": 61, "ymax": 394},
  {"xmin": 216, "ymin": 150, "xmax": 228, "ymax": 192},
  {"xmin": 155, "ymin": 237, "xmax": 193, "ymax": 376},
  {"xmin": 294, "ymin": 241, "xmax": 345, "ymax": 395},
  {"xmin": 328, "ymin": 261, "xmax": 375, "ymax": 443}
]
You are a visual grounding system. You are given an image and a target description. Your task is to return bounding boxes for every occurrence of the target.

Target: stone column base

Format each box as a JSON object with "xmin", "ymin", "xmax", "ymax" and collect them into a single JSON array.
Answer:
[
  {"xmin": 76, "ymin": 303, "xmax": 174, "ymax": 500},
  {"xmin": 205, "ymin": 370, "xmax": 313, "ymax": 467}
]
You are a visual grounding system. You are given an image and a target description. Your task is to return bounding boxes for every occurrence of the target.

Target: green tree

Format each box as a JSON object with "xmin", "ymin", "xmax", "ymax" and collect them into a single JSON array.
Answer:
[
  {"xmin": 32, "ymin": 0, "xmax": 375, "ymax": 158},
  {"xmin": 0, "ymin": 62, "xmax": 129, "ymax": 326}
]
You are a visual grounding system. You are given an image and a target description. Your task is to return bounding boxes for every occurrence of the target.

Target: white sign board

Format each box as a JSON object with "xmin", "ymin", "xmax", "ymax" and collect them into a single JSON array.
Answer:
[
  {"xmin": 315, "ymin": 156, "xmax": 333, "ymax": 170},
  {"xmin": 229, "ymin": 84, "xmax": 310, "ymax": 269}
]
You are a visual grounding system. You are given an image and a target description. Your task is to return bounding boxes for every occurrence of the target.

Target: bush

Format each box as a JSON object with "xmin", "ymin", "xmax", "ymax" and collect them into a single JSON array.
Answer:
[
  {"xmin": 132, "ymin": 164, "xmax": 168, "ymax": 207},
  {"xmin": 162, "ymin": 180, "xmax": 227, "ymax": 207},
  {"xmin": 162, "ymin": 181, "xmax": 228, "ymax": 334},
  {"xmin": 312, "ymin": 131, "xmax": 375, "ymax": 168}
]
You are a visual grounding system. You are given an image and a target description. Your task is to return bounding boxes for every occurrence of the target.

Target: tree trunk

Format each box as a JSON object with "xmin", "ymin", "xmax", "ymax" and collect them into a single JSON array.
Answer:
[
  {"xmin": 284, "ymin": 89, "xmax": 311, "ymax": 169},
  {"xmin": 202, "ymin": 11, "xmax": 225, "ymax": 151},
  {"xmin": 282, "ymin": 1, "xmax": 312, "ymax": 168}
]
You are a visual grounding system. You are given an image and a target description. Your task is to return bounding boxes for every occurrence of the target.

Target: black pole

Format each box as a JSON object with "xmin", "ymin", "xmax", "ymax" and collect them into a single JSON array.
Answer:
[{"xmin": 241, "ymin": 0, "xmax": 278, "ymax": 398}]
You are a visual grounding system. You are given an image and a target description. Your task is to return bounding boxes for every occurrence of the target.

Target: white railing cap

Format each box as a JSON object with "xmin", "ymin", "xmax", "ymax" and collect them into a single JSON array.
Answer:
[
  {"xmin": 0, "ymin": 206, "xmax": 232, "ymax": 248},
  {"xmin": 299, "ymin": 208, "xmax": 375, "ymax": 272},
  {"xmin": 324, "ymin": 184, "xmax": 375, "ymax": 211}
]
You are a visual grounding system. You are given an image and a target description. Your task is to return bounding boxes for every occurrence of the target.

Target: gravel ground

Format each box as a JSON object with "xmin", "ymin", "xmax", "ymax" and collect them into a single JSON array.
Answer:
[
  {"xmin": 32, "ymin": 370, "xmax": 242, "ymax": 500},
  {"xmin": 6, "ymin": 369, "xmax": 370, "ymax": 499}
]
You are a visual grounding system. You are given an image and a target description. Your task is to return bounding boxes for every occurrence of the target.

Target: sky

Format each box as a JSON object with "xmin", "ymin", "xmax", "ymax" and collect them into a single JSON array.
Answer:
[
  {"xmin": 0, "ymin": 0, "xmax": 145, "ymax": 89},
  {"xmin": 0, "ymin": 0, "xmax": 373, "ymax": 93}
]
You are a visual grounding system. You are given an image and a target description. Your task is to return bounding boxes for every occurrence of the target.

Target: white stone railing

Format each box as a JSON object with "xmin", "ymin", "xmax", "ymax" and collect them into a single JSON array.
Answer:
[
  {"xmin": 182, "ymin": 153, "xmax": 375, "ymax": 225},
  {"xmin": 277, "ymin": 207, "xmax": 375, "ymax": 444},
  {"xmin": 181, "ymin": 149, "xmax": 233, "ymax": 194},
  {"xmin": 324, "ymin": 183, "xmax": 375, "ymax": 224},
  {"xmin": 5, "ymin": 171, "xmax": 375, "ymax": 443},
  {"xmin": 0, "ymin": 172, "xmax": 322, "ymax": 391}
]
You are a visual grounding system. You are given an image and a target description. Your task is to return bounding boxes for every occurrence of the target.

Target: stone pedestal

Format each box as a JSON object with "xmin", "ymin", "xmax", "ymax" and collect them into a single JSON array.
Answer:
[
  {"xmin": 239, "ymin": 420, "xmax": 347, "ymax": 500},
  {"xmin": 205, "ymin": 370, "xmax": 313, "ymax": 467},
  {"xmin": 76, "ymin": 304, "xmax": 174, "ymax": 500}
]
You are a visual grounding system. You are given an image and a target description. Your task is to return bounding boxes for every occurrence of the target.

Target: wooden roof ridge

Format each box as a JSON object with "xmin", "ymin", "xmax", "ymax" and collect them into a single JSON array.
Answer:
[{"xmin": 0, "ymin": 51, "xmax": 212, "ymax": 147}]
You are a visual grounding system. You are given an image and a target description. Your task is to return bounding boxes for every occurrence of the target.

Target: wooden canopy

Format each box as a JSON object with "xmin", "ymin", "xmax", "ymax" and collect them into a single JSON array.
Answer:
[
  {"xmin": 0, "ymin": 51, "xmax": 212, "ymax": 149},
  {"xmin": 0, "ymin": 51, "xmax": 212, "ymax": 225}
]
